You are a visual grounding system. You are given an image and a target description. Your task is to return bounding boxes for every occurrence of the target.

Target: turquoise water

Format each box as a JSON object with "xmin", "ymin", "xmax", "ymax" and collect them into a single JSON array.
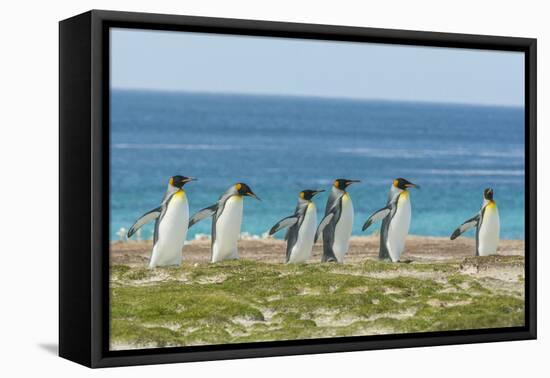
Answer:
[{"xmin": 110, "ymin": 90, "xmax": 525, "ymax": 241}]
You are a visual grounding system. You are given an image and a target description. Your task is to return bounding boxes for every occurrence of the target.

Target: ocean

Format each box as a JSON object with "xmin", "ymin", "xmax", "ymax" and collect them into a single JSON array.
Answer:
[{"xmin": 110, "ymin": 90, "xmax": 525, "ymax": 241}]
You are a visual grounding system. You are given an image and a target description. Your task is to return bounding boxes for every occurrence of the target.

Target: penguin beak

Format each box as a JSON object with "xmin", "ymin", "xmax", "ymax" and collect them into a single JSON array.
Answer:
[
  {"xmin": 313, "ymin": 189, "xmax": 325, "ymax": 196},
  {"xmin": 346, "ymin": 180, "xmax": 360, "ymax": 187},
  {"xmin": 246, "ymin": 191, "xmax": 261, "ymax": 201},
  {"xmin": 405, "ymin": 182, "xmax": 419, "ymax": 189},
  {"xmin": 184, "ymin": 177, "xmax": 197, "ymax": 183}
]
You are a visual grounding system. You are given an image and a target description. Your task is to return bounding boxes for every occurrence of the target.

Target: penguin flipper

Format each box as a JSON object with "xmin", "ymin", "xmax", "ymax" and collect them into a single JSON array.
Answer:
[
  {"xmin": 269, "ymin": 215, "xmax": 298, "ymax": 236},
  {"xmin": 128, "ymin": 207, "xmax": 162, "ymax": 238},
  {"xmin": 315, "ymin": 212, "xmax": 334, "ymax": 243},
  {"xmin": 362, "ymin": 206, "xmax": 391, "ymax": 231},
  {"xmin": 189, "ymin": 203, "xmax": 218, "ymax": 228},
  {"xmin": 450, "ymin": 214, "xmax": 480, "ymax": 240}
]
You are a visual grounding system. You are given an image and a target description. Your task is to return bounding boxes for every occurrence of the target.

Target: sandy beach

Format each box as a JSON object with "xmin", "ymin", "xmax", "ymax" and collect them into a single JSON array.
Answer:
[{"xmin": 110, "ymin": 235, "xmax": 524, "ymax": 266}]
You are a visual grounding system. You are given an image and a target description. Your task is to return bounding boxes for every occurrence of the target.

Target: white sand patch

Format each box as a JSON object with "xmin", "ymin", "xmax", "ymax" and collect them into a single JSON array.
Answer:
[
  {"xmin": 384, "ymin": 287, "xmax": 403, "ymax": 295},
  {"xmin": 130, "ymin": 271, "xmax": 172, "ymax": 285},
  {"xmin": 313, "ymin": 307, "xmax": 416, "ymax": 328},
  {"xmin": 196, "ymin": 274, "xmax": 228, "ymax": 284},
  {"xmin": 232, "ymin": 316, "xmax": 264, "ymax": 327},
  {"xmin": 260, "ymin": 308, "xmax": 276, "ymax": 322},
  {"xmin": 308, "ymin": 309, "xmax": 356, "ymax": 327},
  {"xmin": 265, "ymin": 295, "xmax": 283, "ymax": 302},
  {"xmin": 366, "ymin": 308, "xmax": 417, "ymax": 321},
  {"xmin": 298, "ymin": 287, "xmax": 321, "ymax": 296},
  {"xmin": 142, "ymin": 322, "xmax": 181, "ymax": 332},
  {"xmin": 427, "ymin": 299, "xmax": 471, "ymax": 308},
  {"xmin": 345, "ymin": 286, "xmax": 369, "ymax": 294},
  {"xmin": 462, "ymin": 266, "xmax": 524, "ymax": 282}
]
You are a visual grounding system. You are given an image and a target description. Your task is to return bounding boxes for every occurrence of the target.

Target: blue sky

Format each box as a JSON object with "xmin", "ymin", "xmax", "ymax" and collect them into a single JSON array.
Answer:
[{"xmin": 111, "ymin": 28, "xmax": 524, "ymax": 106}]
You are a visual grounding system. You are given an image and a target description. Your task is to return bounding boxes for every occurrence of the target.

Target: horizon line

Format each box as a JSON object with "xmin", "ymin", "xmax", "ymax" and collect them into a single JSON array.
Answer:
[{"xmin": 111, "ymin": 87, "xmax": 524, "ymax": 109}]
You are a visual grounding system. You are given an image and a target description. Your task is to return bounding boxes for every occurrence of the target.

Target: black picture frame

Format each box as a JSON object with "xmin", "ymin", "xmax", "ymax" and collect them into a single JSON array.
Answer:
[{"xmin": 59, "ymin": 9, "xmax": 537, "ymax": 368}]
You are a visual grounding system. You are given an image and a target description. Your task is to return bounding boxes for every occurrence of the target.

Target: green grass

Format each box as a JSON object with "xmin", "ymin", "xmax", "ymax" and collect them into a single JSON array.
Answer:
[{"xmin": 110, "ymin": 257, "xmax": 524, "ymax": 349}]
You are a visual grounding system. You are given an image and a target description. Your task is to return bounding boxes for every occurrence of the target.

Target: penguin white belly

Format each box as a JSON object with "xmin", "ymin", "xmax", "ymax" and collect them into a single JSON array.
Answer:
[
  {"xmin": 149, "ymin": 191, "xmax": 188, "ymax": 268},
  {"xmin": 212, "ymin": 196, "xmax": 243, "ymax": 262},
  {"xmin": 288, "ymin": 203, "xmax": 317, "ymax": 263},
  {"xmin": 333, "ymin": 194, "xmax": 353, "ymax": 263},
  {"xmin": 386, "ymin": 192, "xmax": 411, "ymax": 262},
  {"xmin": 478, "ymin": 203, "xmax": 500, "ymax": 256}
]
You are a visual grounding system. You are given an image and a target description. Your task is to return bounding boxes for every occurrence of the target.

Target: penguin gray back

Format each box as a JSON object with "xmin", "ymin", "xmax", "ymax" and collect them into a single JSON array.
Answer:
[
  {"xmin": 320, "ymin": 186, "xmax": 345, "ymax": 262},
  {"xmin": 284, "ymin": 198, "xmax": 310, "ymax": 261}
]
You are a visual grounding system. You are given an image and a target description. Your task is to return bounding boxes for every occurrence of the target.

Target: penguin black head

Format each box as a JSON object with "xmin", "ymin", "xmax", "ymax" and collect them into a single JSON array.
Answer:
[
  {"xmin": 235, "ymin": 183, "xmax": 260, "ymax": 200},
  {"xmin": 170, "ymin": 175, "xmax": 197, "ymax": 188},
  {"xmin": 333, "ymin": 178, "xmax": 360, "ymax": 190},
  {"xmin": 300, "ymin": 189, "xmax": 325, "ymax": 201},
  {"xmin": 484, "ymin": 188, "xmax": 494, "ymax": 201},
  {"xmin": 393, "ymin": 178, "xmax": 420, "ymax": 190}
]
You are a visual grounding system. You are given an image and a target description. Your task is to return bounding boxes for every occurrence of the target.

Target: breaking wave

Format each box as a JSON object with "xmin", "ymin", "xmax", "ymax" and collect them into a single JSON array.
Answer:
[{"xmin": 337, "ymin": 147, "xmax": 524, "ymax": 159}]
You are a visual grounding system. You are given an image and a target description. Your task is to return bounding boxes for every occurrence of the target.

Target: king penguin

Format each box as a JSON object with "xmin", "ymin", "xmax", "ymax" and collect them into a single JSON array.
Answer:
[
  {"xmin": 315, "ymin": 178, "xmax": 360, "ymax": 263},
  {"xmin": 362, "ymin": 178, "xmax": 419, "ymax": 262},
  {"xmin": 268, "ymin": 189, "xmax": 324, "ymax": 263},
  {"xmin": 450, "ymin": 188, "xmax": 500, "ymax": 256},
  {"xmin": 188, "ymin": 183, "xmax": 260, "ymax": 263},
  {"xmin": 127, "ymin": 175, "xmax": 196, "ymax": 268}
]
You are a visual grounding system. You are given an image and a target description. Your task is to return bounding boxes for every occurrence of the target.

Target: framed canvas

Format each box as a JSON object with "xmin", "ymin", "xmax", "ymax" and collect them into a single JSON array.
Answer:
[{"xmin": 59, "ymin": 10, "xmax": 537, "ymax": 368}]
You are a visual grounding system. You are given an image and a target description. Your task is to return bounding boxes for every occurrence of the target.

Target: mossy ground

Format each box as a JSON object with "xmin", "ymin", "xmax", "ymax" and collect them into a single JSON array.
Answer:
[{"xmin": 109, "ymin": 255, "xmax": 524, "ymax": 350}]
